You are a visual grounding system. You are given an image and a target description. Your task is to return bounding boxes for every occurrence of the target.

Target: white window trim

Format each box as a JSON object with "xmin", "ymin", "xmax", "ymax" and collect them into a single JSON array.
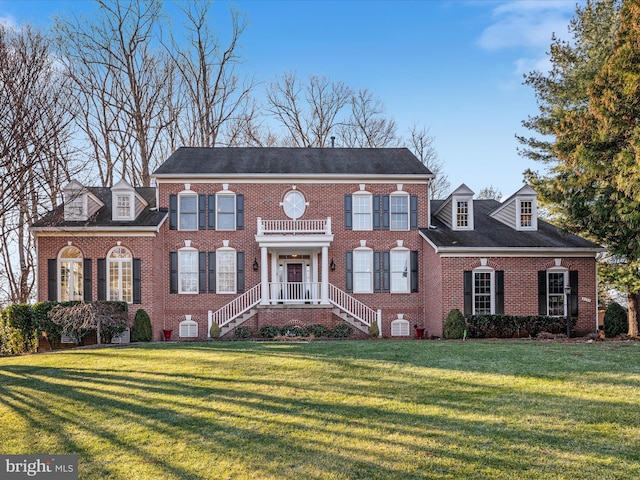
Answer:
[
  {"xmin": 547, "ymin": 267, "xmax": 568, "ymax": 317},
  {"xmin": 58, "ymin": 246, "xmax": 83, "ymax": 302},
  {"xmin": 178, "ymin": 247, "xmax": 199, "ymax": 295},
  {"xmin": 390, "ymin": 247, "xmax": 410, "ymax": 294},
  {"xmin": 106, "ymin": 246, "xmax": 133, "ymax": 303},
  {"xmin": 113, "ymin": 193, "xmax": 135, "ymax": 221},
  {"xmin": 353, "ymin": 247, "xmax": 373, "ymax": 294},
  {"xmin": 389, "ymin": 192, "xmax": 410, "ymax": 231},
  {"xmin": 472, "ymin": 266, "xmax": 495, "ymax": 315},
  {"xmin": 216, "ymin": 247, "xmax": 237, "ymax": 294},
  {"xmin": 516, "ymin": 198, "xmax": 538, "ymax": 231},
  {"xmin": 452, "ymin": 197, "xmax": 474, "ymax": 230},
  {"xmin": 352, "ymin": 192, "xmax": 373, "ymax": 231},
  {"xmin": 178, "ymin": 191, "xmax": 198, "ymax": 231},
  {"xmin": 391, "ymin": 319, "xmax": 410, "ymax": 336},
  {"xmin": 216, "ymin": 192, "xmax": 236, "ymax": 231}
]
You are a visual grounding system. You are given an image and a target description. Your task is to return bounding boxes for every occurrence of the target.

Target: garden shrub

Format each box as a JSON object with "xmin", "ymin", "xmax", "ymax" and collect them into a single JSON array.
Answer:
[
  {"xmin": 209, "ymin": 322, "xmax": 220, "ymax": 338},
  {"xmin": 280, "ymin": 324, "xmax": 309, "ymax": 337},
  {"xmin": 444, "ymin": 309, "xmax": 466, "ymax": 339},
  {"xmin": 307, "ymin": 324, "xmax": 331, "ymax": 338},
  {"xmin": 258, "ymin": 324, "xmax": 280, "ymax": 339},
  {"xmin": 131, "ymin": 309, "xmax": 152, "ymax": 342},
  {"xmin": 603, "ymin": 302, "xmax": 628, "ymax": 338},
  {"xmin": 331, "ymin": 322, "xmax": 353, "ymax": 338},
  {"xmin": 465, "ymin": 314, "xmax": 576, "ymax": 338},
  {"xmin": 233, "ymin": 325, "xmax": 252, "ymax": 339},
  {"xmin": 0, "ymin": 304, "xmax": 37, "ymax": 355},
  {"xmin": 368, "ymin": 321, "xmax": 380, "ymax": 338},
  {"xmin": 48, "ymin": 301, "xmax": 128, "ymax": 345}
]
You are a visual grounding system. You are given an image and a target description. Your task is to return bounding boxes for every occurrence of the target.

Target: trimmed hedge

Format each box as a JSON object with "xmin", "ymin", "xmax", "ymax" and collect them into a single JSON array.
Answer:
[
  {"xmin": 131, "ymin": 309, "xmax": 152, "ymax": 342},
  {"xmin": 466, "ymin": 314, "xmax": 576, "ymax": 338},
  {"xmin": 603, "ymin": 302, "xmax": 627, "ymax": 338},
  {"xmin": 0, "ymin": 304, "xmax": 37, "ymax": 355}
]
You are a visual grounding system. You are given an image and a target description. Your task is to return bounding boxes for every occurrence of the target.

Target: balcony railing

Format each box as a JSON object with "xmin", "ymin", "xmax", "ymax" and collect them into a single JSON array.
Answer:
[
  {"xmin": 257, "ymin": 217, "xmax": 331, "ymax": 235},
  {"xmin": 268, "ymin": 282, "xmax": 321, "ymax": 304}
]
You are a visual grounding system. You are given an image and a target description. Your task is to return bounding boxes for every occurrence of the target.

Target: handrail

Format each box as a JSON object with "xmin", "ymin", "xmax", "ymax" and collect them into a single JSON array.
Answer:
[
  {"xmin": 210, "ymin": 284, "xmax": 261, "ymax": 328},
  {"xmin": 328, "ymin": 283, "xmax": 376, "ymax": 327},
  {"xmin": 268, "ymin": 282, "xmax": 321, "ymax": 304},
  {"xmin": 257, "ymin": 217, "xmax": 331, "ymax": 235}
]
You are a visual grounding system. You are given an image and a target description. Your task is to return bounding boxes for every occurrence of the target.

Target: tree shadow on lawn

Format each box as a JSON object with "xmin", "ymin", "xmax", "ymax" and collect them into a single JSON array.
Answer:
[{"xmin": 1, "ymin": 356, "xmax": 639, "ymax": 479}]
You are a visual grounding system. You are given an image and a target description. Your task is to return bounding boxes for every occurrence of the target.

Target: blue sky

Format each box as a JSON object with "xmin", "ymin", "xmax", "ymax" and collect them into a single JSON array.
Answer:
[{"xmin": 0, "ymin": 0, "xmax": 583, "ymax": 198}]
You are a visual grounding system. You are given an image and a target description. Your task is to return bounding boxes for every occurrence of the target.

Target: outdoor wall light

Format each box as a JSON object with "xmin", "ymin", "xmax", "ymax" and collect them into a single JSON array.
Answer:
[
  {"xmin": 330, "ymin": 259, "xmax": 336, "ymax": 271},
  {"xmin": 253, "ymin": 258, "xmax": 259, "ymax": 271}
]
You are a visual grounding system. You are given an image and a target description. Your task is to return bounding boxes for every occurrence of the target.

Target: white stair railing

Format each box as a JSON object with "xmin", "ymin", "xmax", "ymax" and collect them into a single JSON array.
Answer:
[
  {"xmin": 209, "ymin": 284, "xmax": 261, "ymax": 329},
  {"xmin": 328, "ymin": 283, "xmax": 379, "ymax": 328}
]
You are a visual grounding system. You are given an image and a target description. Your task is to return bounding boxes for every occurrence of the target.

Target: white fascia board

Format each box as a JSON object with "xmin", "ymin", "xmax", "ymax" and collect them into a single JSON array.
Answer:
[
  {"xmin": 418, "ymin": 230, "xmax": 441, "ymax": 251},
  {"xmin": 30, "ymin": 225, "xmax": 163, "ymax": 236}
]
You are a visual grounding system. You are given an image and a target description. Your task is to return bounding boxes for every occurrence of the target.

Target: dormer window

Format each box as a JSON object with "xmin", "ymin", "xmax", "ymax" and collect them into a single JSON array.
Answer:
[
  {"xmin": 516, "ymin": 197, "xmax": 537, "ymax": 230},
  {"xmin": 115, "ymin": 194, "xmax": 132, "ymax": 219},
  {"xmin": 456, "ymin": 201, "xmax": 469, "ymax": 228},
  {"xmin": 63, "ymin": 180, "xmax": 89, "ymax": 221},
  {"xmin": 111, "ymin": 179, "xmax": 144, "ymax": 222}
]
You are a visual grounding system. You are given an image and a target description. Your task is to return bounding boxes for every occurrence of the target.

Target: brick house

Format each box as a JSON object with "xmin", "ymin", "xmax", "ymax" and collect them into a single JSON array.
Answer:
[{"xmin": 31, "ymin": 148, "xmax": 602, "ymax": 340}]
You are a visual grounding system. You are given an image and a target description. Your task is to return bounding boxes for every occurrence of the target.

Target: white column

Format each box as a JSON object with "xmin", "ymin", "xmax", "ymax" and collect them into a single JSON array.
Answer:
[
  {"xmin": 321, "ymin": 246, "xmax": 329, "ymax": 304},
  {"xmin": 260, "ymin": 246, "xmax": 269, "ymax": 305}
]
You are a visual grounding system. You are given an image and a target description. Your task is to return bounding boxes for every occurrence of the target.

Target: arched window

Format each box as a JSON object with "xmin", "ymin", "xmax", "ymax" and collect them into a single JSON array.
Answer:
[
  {"xmin": 108, "ymin": 246, "xmax": 133, "ymax": 303},
  {"xmin": 59, "ymin": 246, "xmax": 83, "ymax": 301}
]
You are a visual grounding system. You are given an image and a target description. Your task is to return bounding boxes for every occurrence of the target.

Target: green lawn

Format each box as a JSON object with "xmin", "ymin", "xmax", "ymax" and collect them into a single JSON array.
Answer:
[{"xmin": 1, "ymin": 340, "xmax": 639, "ymax": 479}]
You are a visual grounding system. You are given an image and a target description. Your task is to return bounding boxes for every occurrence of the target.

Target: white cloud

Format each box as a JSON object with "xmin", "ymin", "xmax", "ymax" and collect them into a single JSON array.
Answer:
[{"xmin": 478, "ymin": 1, "xmax": 578, "ymax": 51}]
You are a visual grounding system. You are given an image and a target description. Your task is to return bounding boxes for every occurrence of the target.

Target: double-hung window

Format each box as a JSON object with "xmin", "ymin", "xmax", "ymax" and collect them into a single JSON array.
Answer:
[
  {"xmin": 390, "ymin": 249, "xmax": 410, "ymax": 293},
  {"xmin": 352, "ymin": 194, "xmax": 372, "ymax": 230},
  {"xmin": 473, "ymin": 269, "xmax": 493, "ymax": 314},
  {"xmin": 216, "ymin": 194, "xmax": 236, "ymax": 230},
  {"xmin": 456, "ymin": 201, "xmax": 469, "ymax": 228},
  {"xmin": 547, "ymin": 271, "xmax": 566, "ymax": 316},
  {"xmin": 216, "ymin": 249, "xmax": 236, "ymax": 293},
  {"xmin": 390, "ymin": 194, "xmax": 409, "ymax": 231},
  {"xmin": 108, "ymin": 246, "xmax": 132, "ymax": 302},
  {"xmin": 179, "ymin": 249, "xmax": 198, "ymax": 294},
  {"xmin": 353, "ymin": 249, "xmax": 373, "ymax": 293},
  {"xmin": 179, "ymin": 194, "xmax": 198, "ymax": 230},
  {"xmin": 116, "ymin": 195, "xmax": 132, "ymax": 219}
]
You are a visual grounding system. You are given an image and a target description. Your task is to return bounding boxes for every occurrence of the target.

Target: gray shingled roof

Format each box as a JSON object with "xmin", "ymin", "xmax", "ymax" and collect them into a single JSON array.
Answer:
[
  {"xmin": 153, "ymin": 147, "xmax": 433, "ymax": 176},
  {"xmin": 32, "ymin": 187, "xmax": 166, "ymax": 229},
  {"xmin": 421, "ymin": 199, "xmax": 602, "ymax": 250}
]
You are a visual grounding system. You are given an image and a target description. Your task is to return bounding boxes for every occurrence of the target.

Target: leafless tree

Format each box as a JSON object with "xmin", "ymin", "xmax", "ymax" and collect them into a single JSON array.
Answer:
[
  {"xmin": 55, "ymin": 0, "xmax": 174, "ymax": 187},
  {"xmin": 0, "ymin": 24, "xmax": 78, "ymax": 305},
  {"xmin": 265, "ymin": 72, "xmax": 352, "ymax": 147},
  {"xmin": 165, "ymin": 1, "xmax": 257, "ymax": 149},
  {"xmin": 405, "ymin": 124, "xmax": 449, "ymax": 199},
  {"xmin": 476, "ymin": 186, "xmax": 503, "ymax": 201},
  {"xmin": 338, "ymin": 89, "xmax": 399, "ymax": 147}
]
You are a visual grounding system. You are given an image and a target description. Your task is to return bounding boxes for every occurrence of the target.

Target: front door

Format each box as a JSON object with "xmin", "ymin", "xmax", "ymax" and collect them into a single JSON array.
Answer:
[{"xmin": 287, "ymin": 263, "xmax": 303, "ymax": 299}]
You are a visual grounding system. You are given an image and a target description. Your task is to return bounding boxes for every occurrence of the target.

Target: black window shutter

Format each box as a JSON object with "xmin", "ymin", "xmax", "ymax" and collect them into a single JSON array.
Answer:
[
  {"xmin": 382, "ymin": 251, "xmax": 390, "ymax": 293},
  {"xmin": 236, "ymin": 194, "xmax": 244, "ymax": 230},
  {"xmin": 538, "ymin": 270, "xmax": 547, "ymax": 315},
  {"xmin": 410, "ymin": 251, "xmax": 419, "ymax": 292},
  {"xmin": 237, "ymin": 251, "xmax": 245, "ymax": 292},
  {"xmin": 169, "ymin": 194, "xmax": 177, "ymax": 230},
  {"xmin": 373, "ymin": 195, "xmax": 381, "ymax": 230},
  {"xmin": 569, "ymin": 270, "xmax": 578, "ymax": 317},
  {"xmin": 495, "ymin": 270, "xmax": 504, "ymax": 314},
  {"xmin": 83, "ymin": 259, "xmax": 92, "ymax": 302},
  {"xmin": 410, "ymin": 195, "xmax": 418, "ymax": 230},
  {"xmin": 199, "ymin": 252, "xmax": 207, "ymax": 293},
  {"xmin": 344, "ymin": 195, "xmax": 352, "ymax": 230},
  {"xmin": 345, "ymin": 251, "xmax": 353, "ymax": 292},
  {"xmin": 170, "ymin": 252, "xmax": 178, "ymax": 294},
  {"xmin": 208, "ymin": 252, "xmax": 216, "ymax": 293},
  {"xmin": 464, "ymin": 270, "xmax": 473, "ymax": 316},
  {"xmin": 373, "ymin": 251, "xmax": 381, "ymax": 292},
  {"xmin": 133, "ymin": 258, "xmax": 142, "ymax": 304},
  {"xmin": 97, "ymin": 259, "xmax": 106, "ymax": 300},
  {"xmin": 198, "ymin": 195, "xmax": 206, "ymax": 230},
  {"xmin": 382, "ymin": 195, "xmax": 390, "ymax": 230},
  {"xmin": 47, "ymin": 259, "xmax": 57, "ymax": 301},
  {"xmin": 207, "ymin": 195, "xmax": 216, "ymax": 230}
]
